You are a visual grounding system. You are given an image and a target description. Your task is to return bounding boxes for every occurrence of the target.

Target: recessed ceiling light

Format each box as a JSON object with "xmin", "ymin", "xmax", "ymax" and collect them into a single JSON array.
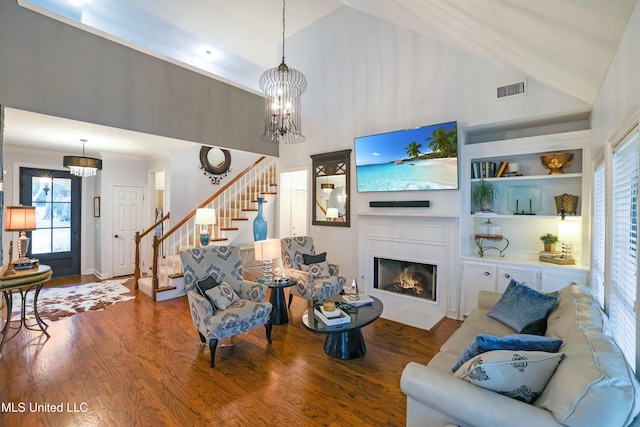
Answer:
[{"xmin": 199, "ymin": 47, "xmax": 220, "ymax": 62}]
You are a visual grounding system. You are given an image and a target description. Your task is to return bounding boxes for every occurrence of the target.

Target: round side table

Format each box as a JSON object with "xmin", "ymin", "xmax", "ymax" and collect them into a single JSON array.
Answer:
[
  {"xmin": 0, "ymin": 265, "xmax": 53, "ymax": 355},
  {"xmin": 266, "ymin": 278, "xmax": 295, "ymax": 325}
]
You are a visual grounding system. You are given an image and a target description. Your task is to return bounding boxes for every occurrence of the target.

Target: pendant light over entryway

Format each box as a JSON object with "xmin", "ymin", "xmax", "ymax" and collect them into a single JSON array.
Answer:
[
  {"xmin": 63, "ymin": 139, "xmax": 102, "ymax": 177},
  {"xmin": 259, "ymin": 0, "xmax": 307, "ymax": 144}
]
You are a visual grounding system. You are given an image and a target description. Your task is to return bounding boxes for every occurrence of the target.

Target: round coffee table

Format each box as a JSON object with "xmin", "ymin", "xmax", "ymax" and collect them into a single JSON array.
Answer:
[{"xmin": 301, "ymin": 296, "xmax": 383, "ymax": 360}]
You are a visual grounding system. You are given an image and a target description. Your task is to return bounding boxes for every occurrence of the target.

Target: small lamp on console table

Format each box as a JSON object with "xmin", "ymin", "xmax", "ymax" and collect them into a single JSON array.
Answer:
[
  {"xmin": 254, "ymin": 238, "xmax": 281, "ymax": 286},
  {"xmin": 4, "ymin": 205, "xmax": 37, "ymax": 275}
]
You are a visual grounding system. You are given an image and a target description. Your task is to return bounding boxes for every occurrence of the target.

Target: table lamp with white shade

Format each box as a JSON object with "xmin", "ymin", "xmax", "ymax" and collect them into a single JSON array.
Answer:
[
  {"xmin": 4, "ymin": 205, "xmax": 37, "ymax": 275},
  {"xmin": 326, "ymin": 207, "xmax": 339, "ymax": 221},
  {"xmin": 195, "ymin": 208, "xmax": 216, "ymax": 246},
  {"xmin": 254, "ymin": 238, "xmax": 281, "ymax": 285},
  {"xmin": 558, "ymin": 219, "xmax": 580, "ymax": 263}
]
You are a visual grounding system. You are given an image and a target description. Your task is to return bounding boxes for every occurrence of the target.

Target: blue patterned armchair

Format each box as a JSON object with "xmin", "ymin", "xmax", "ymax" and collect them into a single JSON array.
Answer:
[
  {"xmin": 280, "ymin": 236, "xmax": 346, "ymax": 307},
  {"xmin": 180, "ymin": 245, "xmax": 273, "ymax": 368}
]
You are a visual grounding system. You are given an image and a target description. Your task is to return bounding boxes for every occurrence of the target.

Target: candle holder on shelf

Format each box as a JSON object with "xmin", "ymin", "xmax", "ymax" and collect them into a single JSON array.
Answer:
[
  {"xmin": 508, "ymin": 185, "xmax": 541, "ymax": 215},
  {"xmin": 474, "ymin": 219, "xmax": 509, "ymax": 257}
]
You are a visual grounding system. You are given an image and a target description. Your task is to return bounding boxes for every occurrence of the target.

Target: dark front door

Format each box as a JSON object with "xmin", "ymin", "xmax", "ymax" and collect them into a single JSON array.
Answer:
[{"xmin": 19, "ymin": 167, "xmax": 81, "ymax": 277}]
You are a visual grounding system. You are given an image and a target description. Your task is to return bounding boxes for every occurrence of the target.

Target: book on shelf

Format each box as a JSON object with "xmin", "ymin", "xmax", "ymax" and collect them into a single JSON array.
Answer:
[
  {"xmin": 489, "ymin": 162, "xmax": 497, "ymax": 178},
  {"xmin": 313, "ymin": 306, "xmax": 351, "ymax": 326},
  {"xmin": 539, "ymin": 250, "xmax": 562, "ymax": 258},
  {"xmin": 539, "ymin": 256, "xmax": 576, "ymax": 265},
  {"xmin": 496, "ymin": 161, "xmax": 509, "ymax": 177},
  {"xmin": 472, "ymin": 161, "xmax": 499, "ymax": 178},
  {"xmin": 341, "ymin": 293, "xmax": 374, "ymax": 307}
]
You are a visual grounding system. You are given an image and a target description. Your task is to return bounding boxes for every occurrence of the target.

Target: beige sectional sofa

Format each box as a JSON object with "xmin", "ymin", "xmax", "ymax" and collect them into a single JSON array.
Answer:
[{"xmin": 401, "ymin": 284, "xmax": 640, "ymax": 427}]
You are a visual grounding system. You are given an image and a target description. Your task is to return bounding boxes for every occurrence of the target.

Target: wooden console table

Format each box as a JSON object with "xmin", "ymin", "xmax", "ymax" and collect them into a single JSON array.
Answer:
[{"xmin": 0, "ymin": 265, "xmax": 53, "ymax": 355}]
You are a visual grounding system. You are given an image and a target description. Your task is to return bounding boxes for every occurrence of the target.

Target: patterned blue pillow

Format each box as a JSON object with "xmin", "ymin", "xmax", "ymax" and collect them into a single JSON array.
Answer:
[
  {"xmin": 452, "ymin": 334, "xmax": 563, "ymax": 372},
  {"xmin": 300, "ymin": 261, "xmax": 331, "ymax": 278},
  {"xmin": 205, "ymin": 281, "xmax": 240, "ymax": 310},
  {"xmin": 488, "ymin": 280, "xmax": 558, "ymax": 333}
]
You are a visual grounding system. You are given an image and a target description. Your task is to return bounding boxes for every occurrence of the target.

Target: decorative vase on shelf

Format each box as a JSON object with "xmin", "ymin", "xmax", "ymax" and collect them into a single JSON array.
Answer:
[{"xmin": 253, "ymin": 197, "xmax": 267, "ymax": 241}]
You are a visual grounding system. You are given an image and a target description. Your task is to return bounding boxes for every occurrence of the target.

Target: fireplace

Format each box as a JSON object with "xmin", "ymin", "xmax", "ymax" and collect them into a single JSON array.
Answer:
[
  {"xmin": 358, "ymin": 214, "xmax": 459, "ymax": 330},
  {"xmin": 374, "ymin": 257, "xmax": 437, "ymax": 301}
]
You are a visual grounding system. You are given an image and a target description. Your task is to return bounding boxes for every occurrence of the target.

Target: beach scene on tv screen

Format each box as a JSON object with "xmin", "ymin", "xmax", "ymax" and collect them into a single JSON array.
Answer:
[{"xmin": 355, "ymin": 121, "xmax": 458, "ymax": 192}]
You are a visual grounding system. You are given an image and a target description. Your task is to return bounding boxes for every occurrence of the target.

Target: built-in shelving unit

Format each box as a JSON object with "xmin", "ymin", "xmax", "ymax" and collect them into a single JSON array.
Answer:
[{"xmin": 458, "ymin": 129, "xmax": 592, "ymax": 315}]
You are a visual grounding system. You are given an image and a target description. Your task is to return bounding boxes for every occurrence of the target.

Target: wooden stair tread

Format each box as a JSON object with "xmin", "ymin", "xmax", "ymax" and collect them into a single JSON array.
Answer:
[
  {"xmin": 156, "ymin": 286, "xmax": 177, "ymax": 293},
  {"xmin": 220, "ymin": 227, "xmax": 239, "ymax": 231},
  {"xmin": 167, "ymin": 273, "xmax": 184, "ymax": 279},
  {"xmin": 231, "ymin": 218, "xmax": 249, "ymax": 221}
]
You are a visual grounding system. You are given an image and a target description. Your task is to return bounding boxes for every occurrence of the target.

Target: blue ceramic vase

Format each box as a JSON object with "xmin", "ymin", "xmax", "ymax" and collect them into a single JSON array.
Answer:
[{"xmin": 253, "ymin": 197, "xmax": 267, "ymax": 241}]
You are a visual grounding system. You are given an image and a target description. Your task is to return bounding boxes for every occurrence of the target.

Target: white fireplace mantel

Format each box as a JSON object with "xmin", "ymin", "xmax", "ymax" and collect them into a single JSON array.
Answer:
[{"xmin": 357, "ymin": 214, "xmax": 460, "ymax": 330}]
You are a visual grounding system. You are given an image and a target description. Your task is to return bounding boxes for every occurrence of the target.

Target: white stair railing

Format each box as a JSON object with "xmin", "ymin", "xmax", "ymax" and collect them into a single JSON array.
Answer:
[{"xmin": 149, "ymin": 156, "xmax": 276, "ymax": 299}]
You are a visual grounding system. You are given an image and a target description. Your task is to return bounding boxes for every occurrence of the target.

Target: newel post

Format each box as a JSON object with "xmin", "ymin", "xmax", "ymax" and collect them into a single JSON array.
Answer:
[{"xmin": 134, "ymin": 231, "xmax": 141, "ymax": 289}]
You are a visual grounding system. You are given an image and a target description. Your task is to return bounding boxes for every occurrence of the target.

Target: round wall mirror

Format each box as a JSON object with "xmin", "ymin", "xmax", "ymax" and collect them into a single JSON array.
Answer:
[{"xmin": 199, "ymin": 146, "xmax": 231, "ymax": 175}]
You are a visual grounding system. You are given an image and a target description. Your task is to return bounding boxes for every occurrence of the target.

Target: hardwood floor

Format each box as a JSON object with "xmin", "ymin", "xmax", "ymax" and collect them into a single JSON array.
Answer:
[{"xmin": 0, "ymin": 275, "xmax": 461, "ymax": 426}]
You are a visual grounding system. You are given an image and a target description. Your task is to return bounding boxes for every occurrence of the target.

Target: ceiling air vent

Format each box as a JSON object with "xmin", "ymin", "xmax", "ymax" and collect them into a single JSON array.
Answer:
[{"xmin": 496, "ymin": 81, "xmax": 527, "ymax": 99}]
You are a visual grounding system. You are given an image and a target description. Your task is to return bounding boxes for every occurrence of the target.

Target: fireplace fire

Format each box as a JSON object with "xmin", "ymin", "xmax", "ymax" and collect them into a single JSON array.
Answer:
[{"xmin": 373, "ymin": 257, "xmax": 437, "ymax": 301}]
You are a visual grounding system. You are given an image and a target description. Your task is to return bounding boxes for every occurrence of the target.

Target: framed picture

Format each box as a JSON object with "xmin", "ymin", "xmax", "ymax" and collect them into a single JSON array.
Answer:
[{"xmin": 94, "ymin": 196, "xmax": 100, "ymax": 217}]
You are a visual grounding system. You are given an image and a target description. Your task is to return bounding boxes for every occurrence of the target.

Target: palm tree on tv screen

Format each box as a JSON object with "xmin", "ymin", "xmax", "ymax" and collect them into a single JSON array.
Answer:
[
  {"xmin": 426, "ymin": 125, "xmax": 457, "ymax": 158},
  {"xmin": 405, "ymin": 141, "xmax": 422, "ymax": 159}
]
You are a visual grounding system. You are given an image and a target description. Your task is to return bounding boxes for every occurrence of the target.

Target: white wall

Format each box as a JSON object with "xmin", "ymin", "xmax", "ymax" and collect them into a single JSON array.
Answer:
[
  {"xmin": 591, "ymin": 3, "xmax": 640, "ymax": 159},
  {"xmin": 278, "ymin": 7, "xmax": 590, "ymax": 282},
  {"xmin": 169, "ymin": 146, "xmax": 265, "ymax": 221}
]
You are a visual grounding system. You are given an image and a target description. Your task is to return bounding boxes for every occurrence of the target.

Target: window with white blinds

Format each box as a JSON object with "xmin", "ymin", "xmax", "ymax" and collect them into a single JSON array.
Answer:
[
  {"xmin": 592, "ymin": 163, "xmax": 605, "ymax": 308},
  {"xmin": 611, "ymin": 130, "xmax": 639, "ymax": 369}
]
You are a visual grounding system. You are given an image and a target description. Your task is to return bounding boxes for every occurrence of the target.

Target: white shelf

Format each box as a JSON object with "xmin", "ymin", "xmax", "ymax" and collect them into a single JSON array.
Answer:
[
  {"xmin": 471, "ymin": 172, "xmax": 582, "ymax": 182},
  {"xmin": 461, "ymin": 253, "xmax": 590, "ymax": 271},
  {"xmin": 471, "ymin": 214, "xmax": 583, "ymax": 220}
]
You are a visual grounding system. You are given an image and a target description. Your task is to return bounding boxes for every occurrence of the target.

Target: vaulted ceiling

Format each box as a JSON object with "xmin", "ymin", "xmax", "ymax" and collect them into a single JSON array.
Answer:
[{"xmin": 6, "ymin": 0, "xmax": 638, "ymax": 156}]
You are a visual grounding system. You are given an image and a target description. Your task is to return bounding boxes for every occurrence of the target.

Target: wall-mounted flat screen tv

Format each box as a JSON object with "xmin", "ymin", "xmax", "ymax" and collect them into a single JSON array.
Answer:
[{"xmin": 354, "ymin": 121, "xmax": 458, "ymax": 192}]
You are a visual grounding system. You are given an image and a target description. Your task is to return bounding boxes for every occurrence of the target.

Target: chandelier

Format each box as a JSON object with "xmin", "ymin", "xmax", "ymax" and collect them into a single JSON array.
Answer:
[
  {"xmin": 259, "ymin": 0, "xmax": 307, "ymax": 144},
  {"xmin": 63, "ymin": 139, "xmax": 102, "ymax": 177}
]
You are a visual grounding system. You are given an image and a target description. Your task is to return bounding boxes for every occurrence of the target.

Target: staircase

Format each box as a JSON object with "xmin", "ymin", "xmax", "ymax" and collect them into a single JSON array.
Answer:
[{"xmin": 136, "ymin": 156, "xmax": 277, "ymax": 301}]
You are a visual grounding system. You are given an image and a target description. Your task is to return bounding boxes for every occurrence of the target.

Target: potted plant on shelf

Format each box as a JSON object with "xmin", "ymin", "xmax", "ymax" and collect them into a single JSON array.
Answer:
[
  {"xmin": 472, "ymin": 180, "xmax": 495, "ymax": 212},
  {"xmin": 540, "ymin": 233, "xmax": 558, "ymax": 252}
]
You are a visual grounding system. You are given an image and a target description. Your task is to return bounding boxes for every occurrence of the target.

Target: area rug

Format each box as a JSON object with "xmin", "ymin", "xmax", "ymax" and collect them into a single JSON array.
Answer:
[{"xmin": 9, "ymin": 279, "xmax": 135, "ymax": 322}]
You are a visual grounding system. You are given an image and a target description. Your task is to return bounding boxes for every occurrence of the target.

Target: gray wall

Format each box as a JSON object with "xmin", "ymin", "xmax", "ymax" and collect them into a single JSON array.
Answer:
[{"xmin": 0, "ymin": 0, "xmax": 277, "ymax": 157}]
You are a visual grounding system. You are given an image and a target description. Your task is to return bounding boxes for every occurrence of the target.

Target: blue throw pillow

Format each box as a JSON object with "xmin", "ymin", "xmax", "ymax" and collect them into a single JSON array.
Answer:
[
  {"xmin": 452, "ymin": 333, "xmax": 563, "ymax": 372},
  {"xmin": 196, "ymin": 276, "xmax": 220, "ymax": 309},
  {"xmin": 487, "ymin": 279, "xmax": 558, "ymax": 333},
  {"xmin": 303, "ymin": 252, "xmax": 326, "ymax": 265}
]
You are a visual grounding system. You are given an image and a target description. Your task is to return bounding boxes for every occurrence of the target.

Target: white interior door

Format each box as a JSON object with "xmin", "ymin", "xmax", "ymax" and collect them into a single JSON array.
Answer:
[
  {"xmin": 112, "ymin": 185, "xmax": 144, "ymax": 277},
  {"xmin": 291, "ymin": 188, "xmax": 307, "ymax": 236},
  {"xmin": 279, "ymin": 169, "xmax": 308, "ymax": 238}
]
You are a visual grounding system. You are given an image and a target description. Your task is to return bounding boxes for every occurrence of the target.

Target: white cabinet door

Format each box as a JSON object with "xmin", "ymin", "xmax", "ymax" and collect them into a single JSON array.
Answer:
[
  {"xmin": 496, "ymin": 266, "xmax": 538, "ymax": 293},
  {"xmin": 461, "ymin": 261, "xmax": 496, "ymax": 316},
  {"xmin": 540, "ymin": 269, "xmax": 589, "ymax": 293}
]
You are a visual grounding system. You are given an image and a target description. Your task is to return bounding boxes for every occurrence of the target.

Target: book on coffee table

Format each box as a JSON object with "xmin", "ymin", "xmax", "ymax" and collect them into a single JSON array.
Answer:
[
  {"xmin": 341, "ymin": 293, "xmax": 374, "ymax": 307},
  {"xmin": 313, "ymin": 307, "xmax": 351, "ymax": 326}
]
